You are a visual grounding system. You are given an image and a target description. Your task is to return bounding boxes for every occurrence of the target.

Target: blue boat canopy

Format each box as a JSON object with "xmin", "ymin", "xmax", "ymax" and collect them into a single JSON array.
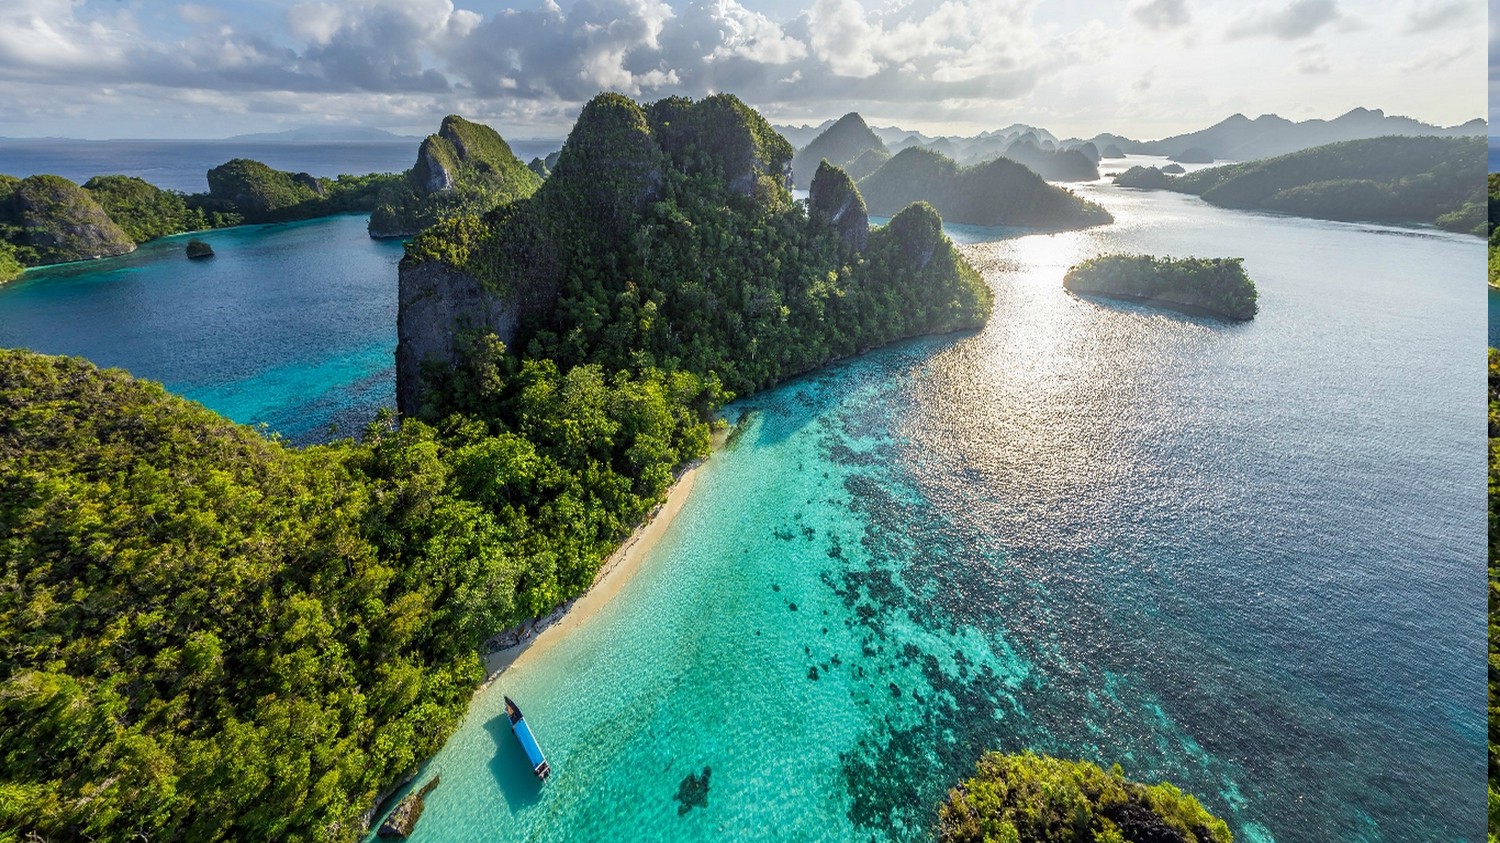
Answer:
[{"xmin": 514, "ymin": 719, "xmax": 546, "ymax": 770}]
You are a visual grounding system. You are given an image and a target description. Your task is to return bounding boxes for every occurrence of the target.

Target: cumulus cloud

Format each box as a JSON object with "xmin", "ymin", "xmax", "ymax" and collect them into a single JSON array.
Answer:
[
  {"xmin": 1128, "ymin": 0, "xmax": 1191, "ymax": 31},
  {"xmin": 1226, "ymin": 0, "xmax": 1342, "ymax": 41}
]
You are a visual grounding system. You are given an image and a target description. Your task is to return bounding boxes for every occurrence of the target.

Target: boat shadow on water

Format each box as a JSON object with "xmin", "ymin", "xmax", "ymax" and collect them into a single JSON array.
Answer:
[{"xmin": 484, "ymin": 714, "xmax": 545, "ymax": 814}]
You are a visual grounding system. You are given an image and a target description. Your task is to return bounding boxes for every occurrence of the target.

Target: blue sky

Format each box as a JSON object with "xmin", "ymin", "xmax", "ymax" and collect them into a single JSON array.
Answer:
[{"xmin": 0, "ymin": 0, "xmax": 1485, "ymax": 140}]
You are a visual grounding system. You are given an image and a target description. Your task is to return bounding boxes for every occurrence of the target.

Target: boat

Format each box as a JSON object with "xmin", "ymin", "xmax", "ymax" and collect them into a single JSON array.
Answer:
[{"xmin": 504, "ymin": 696, "xmax": 552, "ymax": 781}]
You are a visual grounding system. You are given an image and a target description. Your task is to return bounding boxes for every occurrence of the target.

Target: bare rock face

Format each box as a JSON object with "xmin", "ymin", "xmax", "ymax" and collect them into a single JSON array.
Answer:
[
  {"xmin": 396, "ymin": 260, "xmax": 519, "ymax": 416},
  {"xmin": 808, "ymin": 161, "xmax": 869, "ymax": 251},
  {"xmin": 8, "ymin": 175, "xmax": 136, "ymax": 263},
  {"xmin": 412, "ymin": 136, "xmax": 458, "ymax": 194}
]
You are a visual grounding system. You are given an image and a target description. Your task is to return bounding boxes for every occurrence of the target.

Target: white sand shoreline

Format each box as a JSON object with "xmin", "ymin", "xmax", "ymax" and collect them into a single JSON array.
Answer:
[{"xmin": 480, "ymin": 456, "xmax": 707, "ymax": 680}]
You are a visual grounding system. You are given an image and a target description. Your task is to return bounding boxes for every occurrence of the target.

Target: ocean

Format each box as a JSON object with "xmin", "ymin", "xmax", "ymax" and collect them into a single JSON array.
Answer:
[{"xmin": 0, "ymin": 169, "xmax": 1483, "ymax": 841}]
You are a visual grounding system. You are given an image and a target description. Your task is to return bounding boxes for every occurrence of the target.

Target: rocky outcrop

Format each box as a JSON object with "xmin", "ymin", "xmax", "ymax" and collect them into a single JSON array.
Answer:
[
  {"xmin": 370, "ymin": 115, "xmax": 543, "ymax": 239},
  {"xmin": 396, "ymin": 259, "xmax": 520, "ymax": 416},
  {"xmin": 2, "ymin": 175, "xmax": 136, "ymax": 264},
  {"xmin": 376, "ymin": 776, "xmax": 440, "ymax": 839},
  {"xmin": 808, "ymin": 161, "xmax": 868, "ymax": 250},
  {"xmin": 1161, "ymin": 163, "xmax": 1186, "ymax": 174},
  {"xmin": 185, "ymin": 239, "xmax": 214, "ymax": 259}
]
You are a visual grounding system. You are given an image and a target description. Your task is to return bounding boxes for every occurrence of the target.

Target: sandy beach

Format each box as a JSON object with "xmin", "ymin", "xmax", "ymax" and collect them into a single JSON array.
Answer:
[{"xmin": 482, "ymin": 458, "xmax": 705, "ymax": 677}]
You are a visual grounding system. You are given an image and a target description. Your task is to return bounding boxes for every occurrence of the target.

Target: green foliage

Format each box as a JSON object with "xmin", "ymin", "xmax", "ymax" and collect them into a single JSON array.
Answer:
[
  {"xmin": 936, "ymin": 752, "xmax": 1232, "ymax": 843},
  {"xmin": 1164, "ymin": 135, "xmax": 1484, "ymax": 231},
  {"xmin": 369, "ymin": 115, "xmax": 542, "ymax": 238},
  {"xmin": 1063, "ymin": 254, "xmax": 1257, "ymax": 321},
  {"xmin": 0, "ymin": 348, "xmax": 716, "ymax": 842},
  {"xmin": 194, "ymin": 160, "xmax": 404, "ymax": 225},
  {"xmin": 0, "ymin": 174, "xmax": 136, "ymax": 265},
  {"xmin": 859, "ymin": 147, "xmax": 1112, "ymax": 229},
  {"xmin": 83, "ymin": 175, "xmax": 207, "ymax": 243},
  {"xmin": 407, "ymin": 93, "xmax": 991, "ymax": 398},
  {"xmin": 0, "ymin": 240, "xmax": 22, "ymax": 282}
]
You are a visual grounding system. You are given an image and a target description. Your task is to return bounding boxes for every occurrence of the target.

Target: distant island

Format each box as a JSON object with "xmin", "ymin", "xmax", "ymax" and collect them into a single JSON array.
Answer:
[
  {"xmin": 1112, "ymin": 135, "xmax": 1485, "ymax": 235},
  {"xmin": 1063, "ymin": 254, "xmax": 1258, "ymax": 320},
  {"xmin": 791, "ymin": 112, "xmax": 888, "ymax": 189},
  {"xmin": 227, "ymin": 125, "xmax": 419, "ymax": 143},
  {"xmin": 857, "ymin": 146, "xmax": 1112, "ymax": 230},
  {"xmin": 937, "ymin": 753, "xmax": 1232, "ymax": 843},
  {"xmin": 777, "ymin": 106, "xmax": 1484, "ymax": 176},
  {"xmin": 367, "ymin": 115, "xmax": 541, "ymax": 239}
]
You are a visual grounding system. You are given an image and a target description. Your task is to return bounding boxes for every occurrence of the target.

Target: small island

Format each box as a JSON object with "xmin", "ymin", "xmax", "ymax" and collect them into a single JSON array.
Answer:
[
  {"xmin": 185, "ymin": 239, "xmax": 214, "ymax": 259},
  {"xmin": 1063, "ymin": 253, "xmax": 1258, "ymax": 320},
  {"xmin": 936, "ymin": 752, "xmax": 1232, "ymax": 843}
]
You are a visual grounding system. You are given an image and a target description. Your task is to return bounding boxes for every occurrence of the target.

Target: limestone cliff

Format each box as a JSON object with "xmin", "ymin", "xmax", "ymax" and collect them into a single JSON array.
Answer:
[
  {"xmin": 370, "ymin": 115, "xmax": 542, "ymax": 239},
  {"xmin": 396, "ymin": 258, "xmax": 520, "ymax": 416},
  {"xmin": 0, "ymin": 175, "xmax": 136, "ymax": 265},
  {"xmin": 808, "ymin": 161, "xmax": 869, "ymax": 251}
]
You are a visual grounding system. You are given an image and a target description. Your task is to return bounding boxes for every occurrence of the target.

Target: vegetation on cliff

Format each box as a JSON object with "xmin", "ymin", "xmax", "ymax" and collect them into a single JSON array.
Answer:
[
  {"xmin": 405, "ymin": 92, "xmax": 989, "ymax": 399},
  {"xmin": 194, "ymin": 160, "xmax": 403, "ymax": 225},
  {"xmin": 1142, "ymin": 136, "xmax": 1484, "ymax": 234},
  {"xmin": 83, "ymin": 175, "xmax": 211, "ymax": 243},
  {"xmin": 368, "ymin": 115, "xmax": 542, "ymax": 238},
  {"xmin": 1063, "ymin": 254, "xmax": 1257, "ymax": 320},
  {"xmin": 1114, "ymin": 166, "xmax": 1171, "ymax": 190},
  {"xmin": 0, "ymin": 348, "xmax": 715, "ymax": 842},
  {"xmin": 0, "ymin": 174, "xmax": 137, "ymax": 265},
  {"xmin": 936, "ymin": 752, "xmax": 1232, "ymax": 843},
  {"xmin": 858, "ymin": 147, "xmax": 1112, "ymax": 230}
]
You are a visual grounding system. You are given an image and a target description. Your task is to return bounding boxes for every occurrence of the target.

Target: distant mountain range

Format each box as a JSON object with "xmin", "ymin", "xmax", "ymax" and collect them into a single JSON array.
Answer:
[
  {"xmin": 775, "ymin": 108, "xmax": 1485, "ymax": 168},
  {"xmin": 226, "ymin": 126, "xmax": 420, "ymax": 143}
]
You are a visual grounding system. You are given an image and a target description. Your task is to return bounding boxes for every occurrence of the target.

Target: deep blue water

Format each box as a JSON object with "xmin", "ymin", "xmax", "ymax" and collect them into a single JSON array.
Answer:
[
  {"xmin": 0, "ymin": 215, "xmax": 404, "ymax": 443},
  {"xmin": 0, "ymin": 138, "xmax": 563, "ymax": 192},
  {"xmin": 1488, "ymin": 139, "xmax": 1498, "ymax": 172}
]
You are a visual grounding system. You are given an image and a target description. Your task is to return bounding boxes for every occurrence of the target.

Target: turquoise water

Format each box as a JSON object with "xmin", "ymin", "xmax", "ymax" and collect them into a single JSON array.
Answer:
[
  {"xmin": 0, "ymin": 214, "xmax": 404, "ymax": 443},
  {"xmin": 395, "ymin": 187, "xmax": 1485, "ymax": 842}
]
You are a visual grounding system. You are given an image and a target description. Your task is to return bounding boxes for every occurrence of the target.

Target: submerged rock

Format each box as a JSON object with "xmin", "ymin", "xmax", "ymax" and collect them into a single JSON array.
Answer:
[
  {"xmin": 673, "ymin": 766, "xmax": 712, "ymax": 815},
  {"xmin": 377, "ymin": 775, "xmax": 440, "ymax": 839}
]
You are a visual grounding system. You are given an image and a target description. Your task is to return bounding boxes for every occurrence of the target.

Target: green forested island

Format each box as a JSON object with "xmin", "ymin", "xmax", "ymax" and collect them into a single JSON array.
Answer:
[
  {"xmin": 367, "ymin": 115, "xmax": 541, "ymax": 238},
  {"xmin": 398, "ymin": 92, "xmax": 992, "ymax": 409},
  {"xmin": 1114, "ymin": 135, "xmax": 1484, "ymax": 234},
  {"xmin": 0, "ymin": 92, "xmax": 992, "ymax": 842},
  {"xmin": 0, "ymin": 162, "xmax": 406, "ymax": 276},
  {"xmin": 936, "ymin": 752, "xmax": 1232, "ymax": 843},
  {"xmin": 857, "ymin": 147, "xmax": 1112, "ymax": 230},
  {"xmin": 1063, "ymin": 254, "xmax": 1257, "ymax": 320}
]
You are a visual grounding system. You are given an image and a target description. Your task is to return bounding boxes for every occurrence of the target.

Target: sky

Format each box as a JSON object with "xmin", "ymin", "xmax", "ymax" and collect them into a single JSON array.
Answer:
[{"xmin": 0, "ymin": 0, "xmax": 1486, "ymax": 141}]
